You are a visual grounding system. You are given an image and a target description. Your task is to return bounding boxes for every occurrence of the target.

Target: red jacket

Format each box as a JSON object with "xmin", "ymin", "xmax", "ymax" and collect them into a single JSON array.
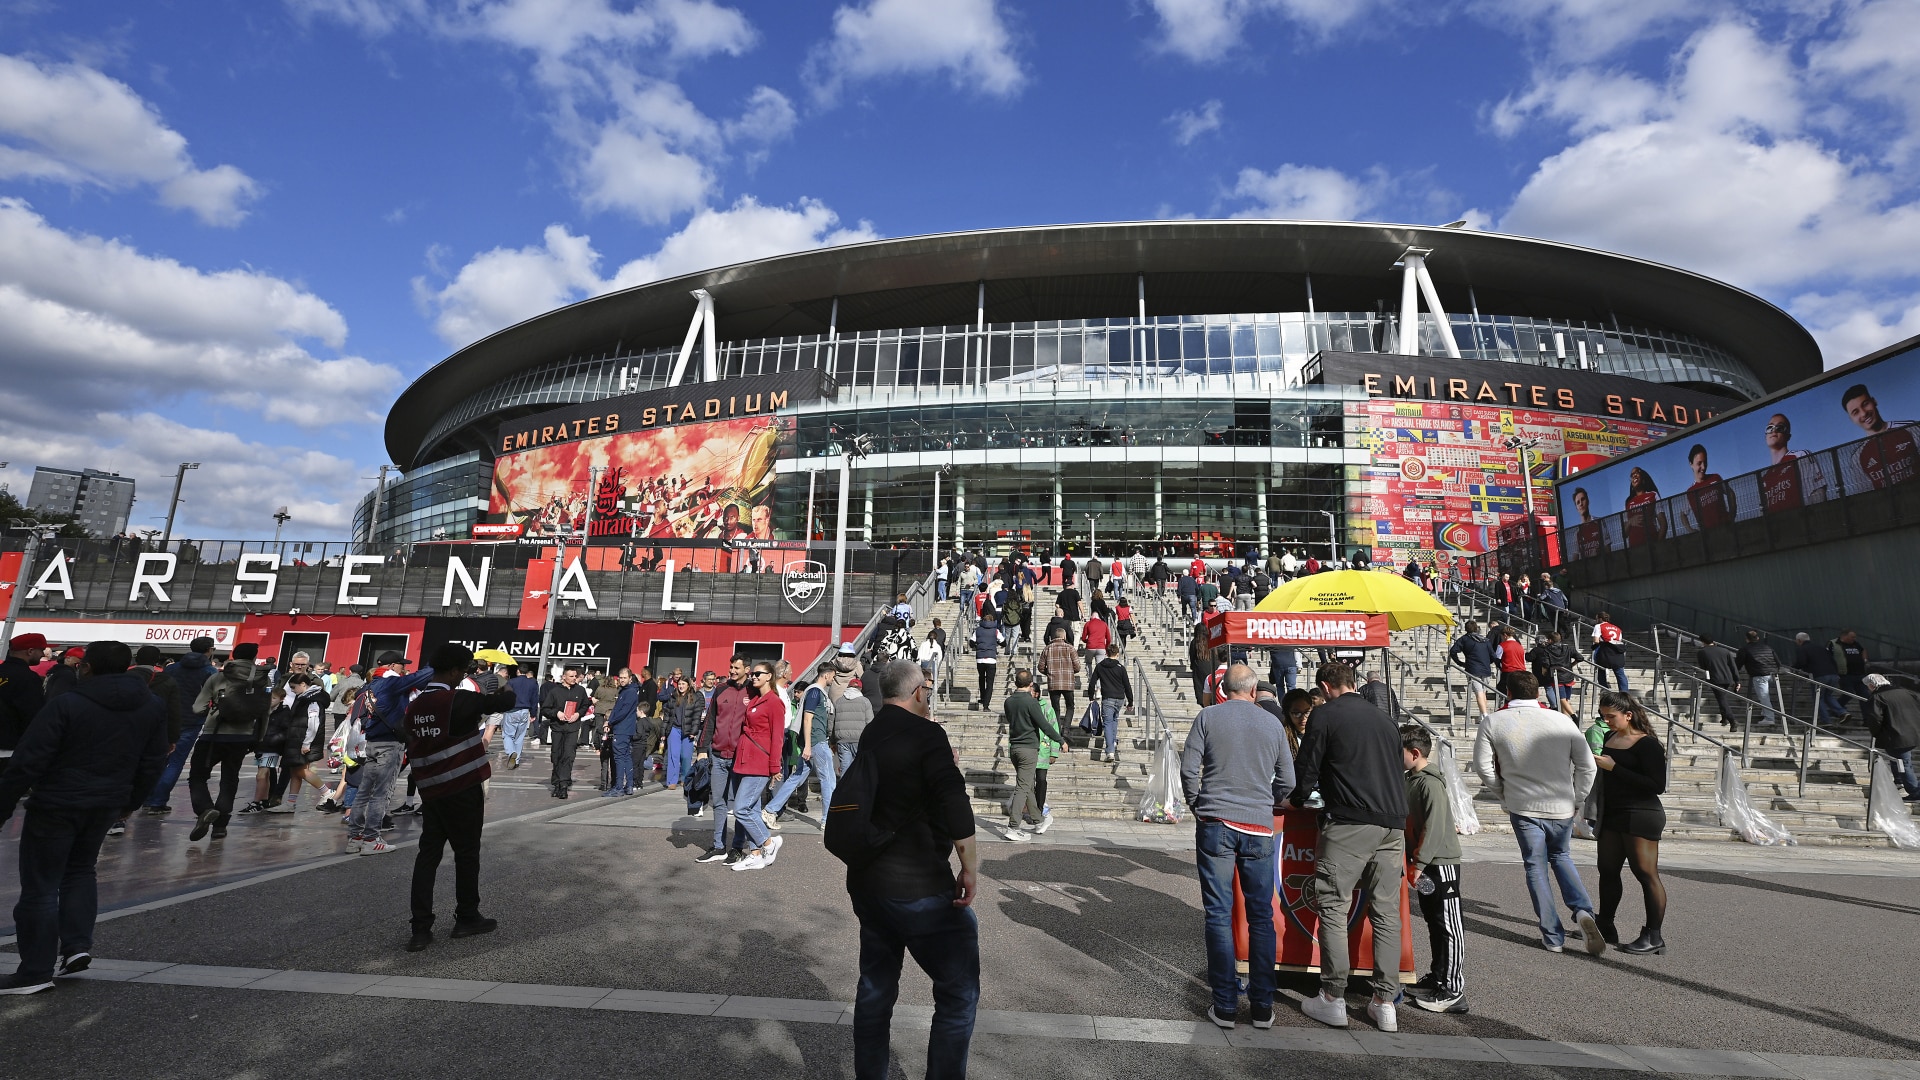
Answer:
[
  {"xmin": 1082, "ymin": 617, "xmax": 1112, "ymax": 651},
  {"xmin": 1499, "ymin": 639, "xmax": 1526, "ymax": 673},
  {"xmin": 733, "ymin": 692, "xmax": 786, "ymax": 776}
]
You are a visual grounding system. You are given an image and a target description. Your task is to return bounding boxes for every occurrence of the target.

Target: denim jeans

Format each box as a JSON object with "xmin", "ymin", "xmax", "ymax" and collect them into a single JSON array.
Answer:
[
  {"xmin": 767, "ymin": 741, "xmax": 835, "ymax": 815},
  {"xmin": 709, "ymin": 757, "xmax": 737, "ymax": 850},
  {"xmin": 608, "ymin": 731, "xmax": 634, "ymax": 793},
  {"xmin": 1748, "ymin": 675, "xmax": 1777, "ymax": 724},
  {"xmin": 1608, "ymin": 667, "xmax": 1630, "ymax": 693},
  {"xmin": 666, "ymin": 728, "xmax": 691, "ymax": 785},
  {"xmin": 1893, "ymin": 749, "xmax": 1920, "ymax": 799},
  {"xmin": 836, "ymin": 742, "xmax": 857, "ymax": 775},
  {"xmin": 1815, "ymin": 674, "xmax": 1848, "ymax": 723},
  {"xmin": 850, "ymin": 889, "xmax": 980, "ymax": 1080},
  {"xmin": 11, "ymin": 805, "xmax": 117, "ymax": 980},
  {"xmin": 1099, "ymin": 699, "xmax": 1123, "ymax": 756},
  {"xmin": 144, "ymin": 721, "xmax": 202, "ymax": 808},
  {"xmin": 937, "ymin": 579, "xmax": 949, "ymax": 601},
  {"xmin": 1509, "ymin": 813, "xmax": 1594, "ymax": 947},
  {"xmin": 348, "ymin": 741, "xmax": 406, "ymax": 841},
  {"xmin": 1195, "ymin": 820, "xmax": 1276, "ymax": 1013},
  {"xmin": 1271, "ymin": 664, "xmax": 1297, "ymax": 692},
  {"xmin": 501, "ymin": 709, "xmax": 530, "ymax": 758},
  {"xmin": 730, "ymin": 773, "xmax": 772, "ymax": 848}
]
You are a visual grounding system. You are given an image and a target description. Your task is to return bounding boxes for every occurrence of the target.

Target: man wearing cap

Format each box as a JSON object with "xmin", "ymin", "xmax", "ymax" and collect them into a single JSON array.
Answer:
[
  {"xmin": 142, "ymin": 635, "xmax": 217, "ymax": 816},
  {"xmin": 403, "ymin": 644, "xmax": 517, "ymax": 951},
  {"xmin": 44, "ymin": 647, "xmax": 84, "ymax": 703},
  {"xmin": 187, "ymin": 642, "xmax": 272, "ymax": 842},
  {"xmin": 1, "ymin": 633, "xmax": 50, "ymax": 766},
  {"xmin": 0, "ymin": 640, "xmax": 168, "ymax": 994}
]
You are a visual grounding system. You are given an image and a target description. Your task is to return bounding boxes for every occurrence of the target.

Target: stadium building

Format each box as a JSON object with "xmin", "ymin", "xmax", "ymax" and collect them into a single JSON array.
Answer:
[{"xmin": 368, "ymin": 221, "xmax": 1820, "ymax": 570}]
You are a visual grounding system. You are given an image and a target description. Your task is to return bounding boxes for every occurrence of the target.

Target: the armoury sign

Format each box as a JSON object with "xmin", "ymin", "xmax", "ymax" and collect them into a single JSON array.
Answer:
[
  {"xmin": 1306, "ymin": 351, "xmax": 1734, "ymax": 427},
  {"xmin": 493, "ymin": 368, "xmax": 831, "ymax": 456}
]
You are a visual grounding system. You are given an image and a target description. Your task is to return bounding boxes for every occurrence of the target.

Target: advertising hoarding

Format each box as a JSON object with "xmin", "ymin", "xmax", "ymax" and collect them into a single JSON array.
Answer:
[{"xmin": 1554, "ymin": 340, "xmax": 1920, "ymax": 555}]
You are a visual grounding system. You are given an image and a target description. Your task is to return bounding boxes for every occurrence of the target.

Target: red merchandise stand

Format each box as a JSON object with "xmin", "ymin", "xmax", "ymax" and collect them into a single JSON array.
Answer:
[{"xmin": 1231, "ymin": 807, "xmax": 1417, "ymax": 981}]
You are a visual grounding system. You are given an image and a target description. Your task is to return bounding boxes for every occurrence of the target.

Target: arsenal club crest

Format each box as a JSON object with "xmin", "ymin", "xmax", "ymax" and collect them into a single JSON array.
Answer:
[{"xmin": 783, "ymin": 560, "xmax": 828, "ymax": 613}]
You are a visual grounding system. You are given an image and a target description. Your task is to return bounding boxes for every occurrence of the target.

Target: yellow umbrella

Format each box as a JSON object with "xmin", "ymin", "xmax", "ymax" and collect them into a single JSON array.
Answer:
[
  {"xmin": 473, "ymin": 648, "xmax": 516, "ymax": 665},
  {"xmin": 1253, "ymin": 569, "xmax": 1454, "ymax": 631}
]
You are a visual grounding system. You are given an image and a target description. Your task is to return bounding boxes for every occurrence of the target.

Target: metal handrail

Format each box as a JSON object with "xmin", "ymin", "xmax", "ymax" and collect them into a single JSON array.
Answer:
[{"xmin": 801, "ymin": 567, "xmax": 937, "ymax": 682}]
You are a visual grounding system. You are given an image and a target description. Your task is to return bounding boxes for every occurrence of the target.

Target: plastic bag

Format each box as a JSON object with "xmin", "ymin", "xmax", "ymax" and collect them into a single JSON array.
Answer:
[
  {"xmin": 1138, "ymin": 734, "xmax": 1186, "ymax": 824},
  {"xmin": 1716, "ymin": 749, "xmax": 1796, "ymax": 846},
  {"xmin": 1432, "ymin": 738, "xmax": 1482, "ymax": 836},
  {"xmin": 1868, "ymin": 755, "xmax": 1920, "ymax": 850}
]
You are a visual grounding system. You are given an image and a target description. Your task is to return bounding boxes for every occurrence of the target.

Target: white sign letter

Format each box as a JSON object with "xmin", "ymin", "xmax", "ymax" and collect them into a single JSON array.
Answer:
[
  {"xmin": 441, "ymin": 556, "xmax": 492, "ymax": 608},
  {"xmin": 129, "ymin": 553, "xmax": 178, "ymax": 603},
  {"xmin": 231, "ymin": 553, "xmax": 281, "ymax": 603},
  {"xmin": 660, "ymin": 559, "xmax": 694, "ymax": 612},
  {"xmin": 554, "ymin": 557, "xmax": 597, "ymax": 611},
  {"xmin": 337, "ymin": 555, "xmax": 382, "ymax": 607},
  {"xmin": 26, "ymin": 551, "xmax": 73, "ymax": 601}
]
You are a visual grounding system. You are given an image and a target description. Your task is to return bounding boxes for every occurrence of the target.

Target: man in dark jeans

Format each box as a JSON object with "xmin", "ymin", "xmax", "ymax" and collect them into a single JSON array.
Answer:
[
  {"xmin": 0, "ymin": 640, "xmax": 167, "ymax": 993},
  {"xmin": 1179, "ymin": 662, "xmax": 1294, "ymax": 1029},
  {"xmin": 846, "ymin": 660, "xmax": 979, "ymax": 1080},
  {"xmin": 539, "ymin": 666, "xmax": 593, "ymax": 799}
]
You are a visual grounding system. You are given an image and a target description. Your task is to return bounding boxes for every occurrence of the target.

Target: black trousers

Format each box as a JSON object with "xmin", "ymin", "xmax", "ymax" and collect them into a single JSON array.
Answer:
[
  {"xmin": 1048, "ymin": 691, "xmax": 1075, "ymax": 731},
  {"xmin": 549, "ymin": 722, "xmax": 582, "ymax": 791},
  {"xmin": 411, "ymin": 785, "xmax": 485, "ymax": 931},
  {"xmin": 188, "ymin": 740, "xmax": 253, "ymax": 824}
]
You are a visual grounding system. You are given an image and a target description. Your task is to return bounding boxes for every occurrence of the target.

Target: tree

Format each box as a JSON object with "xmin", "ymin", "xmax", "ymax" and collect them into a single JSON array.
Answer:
[{"xmin": 0, "ymin": 487, "xmax": 91, "ymax": 538}]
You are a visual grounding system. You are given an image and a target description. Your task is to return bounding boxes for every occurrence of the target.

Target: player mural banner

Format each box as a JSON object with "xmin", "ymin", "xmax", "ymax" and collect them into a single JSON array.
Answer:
[
  {"xmin": 1555, "ymin": 339, "xmax": 1920, "ymax": 557},
  {"xmin": 490, "ymin": 414, "xmax": 791, "ymax": 545}
]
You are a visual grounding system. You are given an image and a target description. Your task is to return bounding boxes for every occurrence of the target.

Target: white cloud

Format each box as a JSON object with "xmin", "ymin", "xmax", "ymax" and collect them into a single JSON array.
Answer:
[
  {"xmin": 807, "ymin": 0, "xmax": 1024, "ymax": 100},
  {"xmin": 1790, "ymin": 289, "xmax": 1920, "ymax": 369},
  {"xmin": 1167, "ymin": 99, "xmax": 1225, "ymax": 145},
  {"xmin": 1500, "ymin": 21, "xmax": 1920, "ymax": 296},
  {"xmin": 0, "ymin": 411, "xmax": 374, "ymax": 536},
  {"xmin": 1466, "ymin": 0, "xmax": 1712, "ymax": 59},
  {"xmin": 1808, "ymin": 0, "xmax": 1920, "ymax": 160},
  {"xmin": 1228, "ymin": 163, "xmax": 1383, "ymax": 220},
  {"xmin": 1145, "ymin": 0, "xmax": 1386, "ymax": 61},
  {"xmin": 0, "ymin": 53, "xmax": 260, "ymax": 225},
  {"xmin": 0, "ymin": 198, "xmax": 398, "ymax": 427},
  {"xmin": 420, "ymin": 196, "xmax": 880, "ymax": 347},
  {"xmin": 576, "ymin": 126, "xmax": 715, "ymax": 223}
]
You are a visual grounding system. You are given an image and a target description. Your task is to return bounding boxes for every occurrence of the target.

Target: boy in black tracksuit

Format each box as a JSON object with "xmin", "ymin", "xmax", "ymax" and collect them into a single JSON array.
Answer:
[{"xmin": 1402, "ymin": 726, "xmax": 1466, "ymax": 1014}]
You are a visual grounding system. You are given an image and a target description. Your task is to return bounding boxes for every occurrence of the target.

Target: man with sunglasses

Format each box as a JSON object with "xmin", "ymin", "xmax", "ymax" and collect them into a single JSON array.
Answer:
[{"xmin": 1759, "ymin": 412, "xmax": 1827, "ymax": 514}]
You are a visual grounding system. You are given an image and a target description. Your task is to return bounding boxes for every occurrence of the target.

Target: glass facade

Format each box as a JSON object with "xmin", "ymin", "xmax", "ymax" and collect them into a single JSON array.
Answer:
[
  {"xmin": 352, "ymin": 451, "xmax": 489, "ymax": 552},
  {"xmin": 414, "ymin": 311, "xmax": 1762, "ymax": 465}
]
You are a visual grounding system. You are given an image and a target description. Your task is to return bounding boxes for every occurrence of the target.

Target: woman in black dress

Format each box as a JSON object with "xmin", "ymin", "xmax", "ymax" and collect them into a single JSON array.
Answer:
[{"xmin": 1593, "ymin": 691, "xmax": 1668, "ymax": 954}]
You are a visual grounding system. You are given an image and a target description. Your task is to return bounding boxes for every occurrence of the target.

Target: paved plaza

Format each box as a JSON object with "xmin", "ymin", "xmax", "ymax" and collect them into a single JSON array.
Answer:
[{"xmin": 4, "ymin": 756, "xmax": 1918, "ymax": 1080}]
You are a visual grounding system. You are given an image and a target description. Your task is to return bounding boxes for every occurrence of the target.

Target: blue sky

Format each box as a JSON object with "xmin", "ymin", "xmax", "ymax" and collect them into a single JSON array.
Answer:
[{"xmin": 2, "ymin": 0, "xmax": 1918, "ymax": 539}]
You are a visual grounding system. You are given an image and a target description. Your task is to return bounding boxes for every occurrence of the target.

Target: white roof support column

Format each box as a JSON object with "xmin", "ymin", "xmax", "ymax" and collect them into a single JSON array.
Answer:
[
  {"xmin": 1397, "ymin": 252, "xmax": 1422, "ymax": 356},
  {"xmin": 667, "ymin": 289, "xmax": 713, "ymax": 387},
  {"xmin": 1412, "ymin": 257, "xmax": 1462, "ymax": 359},
  {"xmin": 700, "ymin": 289, "xmax": 719, "ymax": 383}
]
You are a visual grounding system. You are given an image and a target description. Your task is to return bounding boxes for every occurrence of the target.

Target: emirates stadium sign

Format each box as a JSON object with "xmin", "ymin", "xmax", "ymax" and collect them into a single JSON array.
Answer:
[{"xmin": 1205, "ymin": 611, "xmax": 1390, "ymax": 648}]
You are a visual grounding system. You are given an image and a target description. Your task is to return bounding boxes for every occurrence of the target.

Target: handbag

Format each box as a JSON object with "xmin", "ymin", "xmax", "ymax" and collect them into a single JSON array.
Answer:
[{"xmin": 1079, "ymin": 701, "xmax": 1100, "ymax": 733}]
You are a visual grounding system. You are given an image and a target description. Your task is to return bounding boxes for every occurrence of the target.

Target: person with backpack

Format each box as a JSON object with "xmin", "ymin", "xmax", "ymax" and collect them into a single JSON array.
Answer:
[
  {"xmin": 1591, "ymin": 613, "xmax": 1629, "ymax": 692},
  {"xmin": 825, "ymin": 660, "xmax": 979, "ymax": 1080},
  {"xmin": 345, "ymin": 652, "xmax": 431, "ymax": 853},
  {"xmin": 186, "ymin": 642, "xmax": 273, "ymax": 843}
]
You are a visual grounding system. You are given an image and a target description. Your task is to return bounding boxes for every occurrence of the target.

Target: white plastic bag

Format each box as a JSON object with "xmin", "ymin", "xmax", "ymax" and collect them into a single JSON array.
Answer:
[
  {"xmin": 1138, "ymin": 735, "xmax": 1186, "ymax": 824},
  {"xmin": 1869, "ymin": 755, "xmax": 1920, "ymax": 850},
  {"xmin": 1432, "ymin": 738, "xmax": 1482, "ymax": 836},
  {"xmin": 1716, "ymin": 749, "xmax": 1796, "ymax": 846}
]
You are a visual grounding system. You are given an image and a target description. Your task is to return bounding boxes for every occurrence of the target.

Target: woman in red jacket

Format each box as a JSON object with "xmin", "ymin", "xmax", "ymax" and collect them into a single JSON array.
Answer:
[{"xmin": 729, "ymin": 664, "xmax": 787, "ymax": 872}]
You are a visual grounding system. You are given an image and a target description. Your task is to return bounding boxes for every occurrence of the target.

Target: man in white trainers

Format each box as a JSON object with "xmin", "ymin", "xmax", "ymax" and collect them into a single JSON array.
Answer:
[
  {"xmin": 1002, "ymin": 670, "xmax": 1063, "ymax": 842},
  {"xmin": 1288, "ymin": 662, "xmax": 1407, "ymax": 1033},
  {"xmin": 1472, "ymin": 671, "xmax": 1604, "ymax": 955}
]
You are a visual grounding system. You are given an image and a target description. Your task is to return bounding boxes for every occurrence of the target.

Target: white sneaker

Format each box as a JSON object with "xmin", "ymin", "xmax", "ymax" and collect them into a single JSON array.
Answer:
[
  {"xmin": 1367, "ymin": 996, "xmax": 1398, "ymax": 1032},
  {"xmin": 360, "ymin": 840, "xmax": 393, "ymax": 856},
  {"xmin": 1301, "ymin": 992, "xmax": 1349, "ymax": 1028},
  {"xmin": 763, "ymin": 836, "xmax": 784, "ymax": 865},
  {"xmin": 1576, "ymin": 912, "xmax": 1606, "ymax": 956},
  {"xmin": 344, "ymin": 837, "xmax": 363, "ymax": 854},
  {"xmin": 1004, "ymin": 828, "xmax": 1032, "ymax": 842},
  {"xmin": 1034, "ymin": 812, "xmax": 1055, "ymax": 835},
  {"xmin": 266, "ymin": 802, "xmax": 296, "ymax": 814},
  {"xmin": 732, "ymin": 851, "xmax": 769, "ymax": 871},
  {"xmin": 764, "ymin": 810, "xmax": 782, "ymax": 831}
]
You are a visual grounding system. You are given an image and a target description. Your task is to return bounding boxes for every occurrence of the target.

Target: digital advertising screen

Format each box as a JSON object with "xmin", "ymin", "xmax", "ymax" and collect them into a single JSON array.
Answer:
[
  {"xmin": 489, "ymin": 414, "xmax": 791, "ymax": 544},
  {"xmin": 1553, "ymin": 340, "xmax": 1920, "ymax": 555}
]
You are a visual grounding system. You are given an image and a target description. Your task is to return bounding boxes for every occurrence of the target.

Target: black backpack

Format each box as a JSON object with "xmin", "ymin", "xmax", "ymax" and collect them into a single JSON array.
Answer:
[
  {"xmin": 213, "ymin": 663, "xmax": 272, "ymax": 735},
  {"xmin": 824, "ymin": 730, "xmax": 918, "ymax": 870}
]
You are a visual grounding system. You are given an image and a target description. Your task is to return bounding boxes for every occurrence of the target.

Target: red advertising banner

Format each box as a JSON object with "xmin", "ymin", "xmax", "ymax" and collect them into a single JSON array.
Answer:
[
  {"xmin": 1232, "ymin": 809, "xmax": 1415, "ymax": 980},
  {"xmin": 518, "ymin": 552, "xmax": 559, "ymax": 632},
  {"xmin": 0, "ymin": 551, "xmax": 22, "ymax": 609},
  {"xmin": 1204, "ymin": 611, "xmax": 1390, "ymax": 648}
]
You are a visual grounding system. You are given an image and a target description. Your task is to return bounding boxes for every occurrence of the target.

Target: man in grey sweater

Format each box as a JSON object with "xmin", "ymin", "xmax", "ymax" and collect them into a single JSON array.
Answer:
[
  {"xmin": 1472, "ymin": 671, "xmax": 1603, "ymax": 954},
  {"xmin": 1180, "ymin": 663, "xmax": 1294, "ymax": 1031}
]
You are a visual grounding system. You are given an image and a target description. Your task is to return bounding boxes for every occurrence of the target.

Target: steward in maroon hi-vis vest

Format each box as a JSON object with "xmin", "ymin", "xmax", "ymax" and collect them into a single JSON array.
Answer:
[{"xmin": 406, "ymin": 681, "xmax": 512, "ymax": 802}]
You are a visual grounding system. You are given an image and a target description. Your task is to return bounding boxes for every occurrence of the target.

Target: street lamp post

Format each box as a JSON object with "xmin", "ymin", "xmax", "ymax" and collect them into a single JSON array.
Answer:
[
  {"xmin": 827, "ymin": 429, "xmax": 873, "ymax": 652},
  {"xmin": 1320, "ymin": 509, "xmax": 1337, "ymax": 563},
  {"xmin": 1502, "ymin": 435, "xmax": 1542, "ymax": 518},
  {"xmin": 535, "ymin": 465, "xmax": 602, "ymax": 683},
  {"xmin": 932, "ymin": 465, "xmax": 950, "ymax": 561},
  {"xmin": 1084, "ymin": 512, "xmax": 1102, "ymax": 561},
  {"xmin": 160, "ymin": 462, "xmax": 199, "ymax": 547},
  {"xmin": 272, "ymin": 506, "xmax": 291, "ymax": 546}
]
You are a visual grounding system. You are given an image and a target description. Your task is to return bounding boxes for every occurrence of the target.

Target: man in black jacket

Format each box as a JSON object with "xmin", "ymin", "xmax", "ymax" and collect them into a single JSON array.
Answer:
[
  {"xmin": 0, "ymin": 632, "xmax": 50, "ymax": 767},
  {"xmin": 540, "ymin": 666, "xmax": 593, "ymax": 799},
  {"xmin": 1696, "ymin": 635, "xmax": 1744, "ymax": 727},
  {"xmin": 1736, "ymin": 631, "xmax": 1783, "ymax": 728},
  {"xmin": 1290, "ymin": 662, "xmax": 1408, "ymax": 1033},
  {"xmin": 0, "ymin": 640, "xmax": 167, "ymax": 994},
  {"xmin": 142, "ymin": 635, "xmax": 216, "ymax": 815},
  {"xmin": 1864, "ymin": 675, "xmax": 1920, "ymax": 801}
]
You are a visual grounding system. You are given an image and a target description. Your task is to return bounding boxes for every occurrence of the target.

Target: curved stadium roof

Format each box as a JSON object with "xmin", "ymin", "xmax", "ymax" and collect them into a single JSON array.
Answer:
[{"xmin": 388, "ymin": 220, "xmax": 1822, "ymax": 468}]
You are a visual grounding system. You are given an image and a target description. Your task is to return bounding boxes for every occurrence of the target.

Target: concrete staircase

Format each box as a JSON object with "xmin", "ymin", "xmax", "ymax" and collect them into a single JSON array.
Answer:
[{"xmin": 928, "ymin": 576, "xmax": 1914, "ymax": 847}]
